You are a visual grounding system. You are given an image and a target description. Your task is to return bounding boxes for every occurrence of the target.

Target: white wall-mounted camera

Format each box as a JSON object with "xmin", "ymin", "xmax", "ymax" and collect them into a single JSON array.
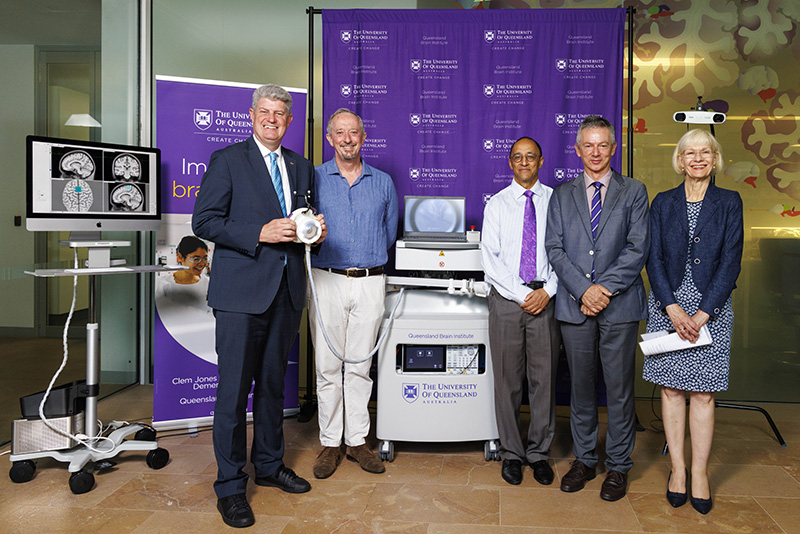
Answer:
[
  {"xmin": 673, "ymin": 110, "xmax": 726, "ymax": 125},
  {"xmin": 290, "ymin": 207, "xmax": 322, "ymax": 244}
]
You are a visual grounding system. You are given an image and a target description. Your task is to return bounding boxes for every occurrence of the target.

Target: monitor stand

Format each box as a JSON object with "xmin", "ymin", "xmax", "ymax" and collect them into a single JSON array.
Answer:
[{"xmin": 59, "ymin": 231, "xmax": 131, "ymax": 268}]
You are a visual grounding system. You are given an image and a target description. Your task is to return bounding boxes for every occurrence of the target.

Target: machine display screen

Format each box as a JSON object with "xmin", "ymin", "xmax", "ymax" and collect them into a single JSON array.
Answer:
[{"xmin": 403, "ymin": 346, "xmax": 445, "ymax": 372}]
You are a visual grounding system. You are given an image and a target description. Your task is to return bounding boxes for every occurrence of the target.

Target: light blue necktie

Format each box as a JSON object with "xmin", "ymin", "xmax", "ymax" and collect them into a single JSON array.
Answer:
[{"xmin": 268, "ymin": 152, "xmax": 287, "ymax": 216}]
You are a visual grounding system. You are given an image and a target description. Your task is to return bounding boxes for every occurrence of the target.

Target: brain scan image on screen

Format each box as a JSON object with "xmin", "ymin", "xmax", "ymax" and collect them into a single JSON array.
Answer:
[
  {"xmin": 109, "ymin": 183, "xmax": 144, "ymax": 211},
  {"xmin": 112, "ymin": 153, "xmax": 142, "ymax": 181},
  {"xmin": 62, "ymin": 179, "xmax": 94, "ymax": 212},
  {"xmin": 409, "ymin": 198, "xmax": 461, "ymax": 232},
  {"xmin": 59, "ymin": 150, "xmax": 95, "ymax": 179}
]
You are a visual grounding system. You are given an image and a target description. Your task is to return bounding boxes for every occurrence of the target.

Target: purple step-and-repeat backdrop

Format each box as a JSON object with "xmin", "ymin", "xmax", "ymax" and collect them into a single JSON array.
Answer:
[
  {"xmin": 322, "ymin": 8, "xmax": 625, "ymax": 229},
  {"xmin": 152, "ymin": 76, "xmax": 306, "ymax": 429}
]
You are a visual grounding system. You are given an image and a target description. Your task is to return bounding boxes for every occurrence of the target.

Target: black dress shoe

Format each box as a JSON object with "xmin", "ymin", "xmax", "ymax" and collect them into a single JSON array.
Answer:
[
  {"xmin": 691, "ymin": 495, "xmax": 713, "ymax": 514},
  {"xmin": 560, "ymin": 460, "xmax": 596, "ymax": 492},
  {"xmin": 217, "ymin": 493, "xmax": 255, "ymax": 528},
  {"xmin": 255, "ymin": 465, "xmax": 311, "ymax": 494},
  {"xmin": 501, "ymin": 459, "xmax": 523, "ymax": 485},
  {"xmin": 531, "ymin": 460, "xmax": 554, "ymax": 485},
  {"xmin": 600, "ymin": 470, "xmax": 628, "ymax": 501},
  {"xmin": 666, "ymin": 469, "xmax": 687, "ymax": 508}
]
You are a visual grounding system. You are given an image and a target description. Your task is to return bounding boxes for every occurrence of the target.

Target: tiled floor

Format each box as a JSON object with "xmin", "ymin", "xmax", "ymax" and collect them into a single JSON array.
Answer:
[{"xmin": 1, "ymin": 386, "xmax": 798, "ymax": 533}]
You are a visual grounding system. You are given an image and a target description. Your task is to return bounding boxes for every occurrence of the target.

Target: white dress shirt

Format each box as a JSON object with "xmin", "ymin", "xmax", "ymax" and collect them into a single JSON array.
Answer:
[
  {"xmin": 253, "ymin": 135, "xmax": 292, "ymax": 213},
  {"xmin": 481, "ymin": 179, "xmax": 558, "ymax": 303}
]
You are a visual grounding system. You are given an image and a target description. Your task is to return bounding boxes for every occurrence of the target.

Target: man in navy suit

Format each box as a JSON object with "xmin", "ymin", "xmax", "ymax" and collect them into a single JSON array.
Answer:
[
  {"xmin": 193, "ymin": 84, "xmax": 327, "ymax": 528},
  {"xmin": 545, "ymin": 115, "xmax": 649, "ymax": 502}
]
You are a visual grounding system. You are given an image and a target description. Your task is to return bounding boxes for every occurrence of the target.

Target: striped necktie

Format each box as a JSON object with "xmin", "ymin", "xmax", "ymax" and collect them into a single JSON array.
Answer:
[
  {"xmin": 590, "ymin": 181, "xmax": 602, "ymax": 281},
  {"xmin": 519, "ymin": 189, "xmax": 537, "ymax": 283},
  {"xmin": 268, "ymin": 152, "xmax": 287, "ymax": 216}
]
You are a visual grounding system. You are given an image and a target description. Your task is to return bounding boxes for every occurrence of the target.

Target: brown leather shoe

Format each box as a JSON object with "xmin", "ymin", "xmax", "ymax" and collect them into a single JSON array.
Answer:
[
  {"xmin": 600, "ymin": 470, "xmax": 628, "ymax": 501},
  {"xmin": 560, "ymin": 460, "xmax": 596, "ymax": 492},
  {"xmin": 346, "ymin": 444, "xmax": 385, "ymax": 474},
  {"xmin": 313, "ymin": 446, "xmax": 342, "ymax": 479}
]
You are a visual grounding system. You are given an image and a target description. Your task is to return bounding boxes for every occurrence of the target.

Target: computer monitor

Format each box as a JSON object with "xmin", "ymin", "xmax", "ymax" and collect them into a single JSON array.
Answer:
[{"xmin": 26, "ymin": 135, "xmax": 161, "ymax": 233}]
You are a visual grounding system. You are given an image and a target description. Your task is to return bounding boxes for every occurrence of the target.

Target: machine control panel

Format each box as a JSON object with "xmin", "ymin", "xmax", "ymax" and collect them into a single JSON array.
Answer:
[{"xmin": 398, "ymin": 344, "xmax": 485, "ymax": 375}]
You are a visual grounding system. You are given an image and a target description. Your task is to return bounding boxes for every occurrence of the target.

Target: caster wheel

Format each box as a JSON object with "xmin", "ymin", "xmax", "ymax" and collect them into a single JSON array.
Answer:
[
  {"xmin": 378, "ymin": 441, "xmax": 394, "ymax": 463},
  {"xmin": 69, "ymin": 470, "xmax": 95, "ymax": 494},
  {"xmin": 134, "ymin": 427, "xmax": 156, "ymax": 441},
  {"xmin": 484, "ymin": 440, "xmax": 500, "ymax": 462},
  {"xmin": 9, "ymin": 460, "xmax": 36, "ymax": 483},
  {"xmin": 146, "ymin": 447, "xmax": 170, "ymax": 469}
]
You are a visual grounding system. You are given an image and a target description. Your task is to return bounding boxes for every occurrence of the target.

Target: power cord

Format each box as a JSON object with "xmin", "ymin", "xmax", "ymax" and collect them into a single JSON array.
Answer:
[
  {"xmin": 36, "ymin": 248, "xmax": 116, "ymax": 454},
  {"xmin": 305, "ymin": 244, "xmax": 405, "ymax": 364}
]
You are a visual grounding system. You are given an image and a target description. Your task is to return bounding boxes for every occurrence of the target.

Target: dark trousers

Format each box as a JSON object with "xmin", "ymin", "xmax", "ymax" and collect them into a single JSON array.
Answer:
[
  {"xmin": 488, "ymin": 290, "xmax": 560, "ymax": 463},
  {"xmin": 212, "ymin": 273, "xmax": 302, "ymax": 498},
  {"xmin": 560, "ymin": 316, "xmax": 638, "ymax": 474}
]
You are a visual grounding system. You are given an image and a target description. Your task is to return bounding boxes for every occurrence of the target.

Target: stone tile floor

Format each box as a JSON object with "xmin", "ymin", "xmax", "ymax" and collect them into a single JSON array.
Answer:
[{"xmin": 1, "ymin": 387, "xmax": 798, "ymax": 533}]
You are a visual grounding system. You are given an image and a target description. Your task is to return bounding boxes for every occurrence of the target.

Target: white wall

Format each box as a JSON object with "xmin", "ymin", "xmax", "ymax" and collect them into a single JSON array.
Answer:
[{"xmin": 0, "ymin": 45, "xmax": 36, "ymax": 331}]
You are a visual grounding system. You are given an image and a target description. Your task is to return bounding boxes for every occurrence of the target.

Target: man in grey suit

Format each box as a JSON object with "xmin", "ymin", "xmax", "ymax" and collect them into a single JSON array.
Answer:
[
  {"xmin": 193, "ymin": 84, "xmax": 327, "ymax": 528},
  {"xmin": 545, "ymin": 115, "xmax": 649, "ymax": 501}
]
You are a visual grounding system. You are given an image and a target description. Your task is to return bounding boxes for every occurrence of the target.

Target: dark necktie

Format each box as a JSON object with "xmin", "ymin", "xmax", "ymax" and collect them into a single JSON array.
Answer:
[
  {"xmin": 519, "ymin": 189, "xmax": 537, "ymax": 283},
  {"xmin": 590, "ymin": 181, "xmax": 602, "ymax": 281}
]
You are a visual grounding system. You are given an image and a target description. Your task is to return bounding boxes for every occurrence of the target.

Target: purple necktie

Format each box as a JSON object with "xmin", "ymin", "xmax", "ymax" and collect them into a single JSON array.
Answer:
[
  {"xmin": 519, "ymin": 189, "xmax": 537, "ymax": 284},
  {"xmin": 590, "ymin": 181, "xmax": 602, "ymax": 281}
]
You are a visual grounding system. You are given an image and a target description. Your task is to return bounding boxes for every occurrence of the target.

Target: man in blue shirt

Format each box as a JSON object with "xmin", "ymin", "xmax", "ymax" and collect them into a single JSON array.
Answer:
[{"xmin": 308, "ymin": 108, "xmax": 398, "ymax": 479}]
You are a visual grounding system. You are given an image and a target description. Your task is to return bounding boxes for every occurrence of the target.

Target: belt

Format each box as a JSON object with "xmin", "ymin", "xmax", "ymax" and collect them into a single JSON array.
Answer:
[
  {"xmin": 525, "ymin": 280, "xmax": 545, "ymax": 290},
  {"xmin": 326, "ymin": 266, "xmax": 384, "ymax": 278}
]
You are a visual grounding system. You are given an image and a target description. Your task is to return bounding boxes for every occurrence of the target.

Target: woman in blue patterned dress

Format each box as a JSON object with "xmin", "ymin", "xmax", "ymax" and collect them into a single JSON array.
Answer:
[{"xmin": 644, "ymin": 129, "xmax": 743, "ymax": 515}]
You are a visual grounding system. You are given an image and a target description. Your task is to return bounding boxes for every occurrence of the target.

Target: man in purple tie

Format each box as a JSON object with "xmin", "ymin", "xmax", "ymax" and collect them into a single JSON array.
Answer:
[
  {"xmin": 481, "ymin": 137, "xmax": 561, "ymax": 487},
  {"xmin": 545, "ymin": 115, "xmax": 650, "ymax": 502}
]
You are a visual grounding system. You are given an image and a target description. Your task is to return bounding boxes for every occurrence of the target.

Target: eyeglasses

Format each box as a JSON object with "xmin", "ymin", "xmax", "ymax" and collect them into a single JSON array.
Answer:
[
  {"xmin": 510, "ymin": 153, "xmax": 540, "ymax": 163},
  {"xmin": 185, "ymin": 255, "xmax": 208, "ymax": 264},
  {"xmin": 682, "ymin": 148, "xmax": 714, "ymax": 160}
]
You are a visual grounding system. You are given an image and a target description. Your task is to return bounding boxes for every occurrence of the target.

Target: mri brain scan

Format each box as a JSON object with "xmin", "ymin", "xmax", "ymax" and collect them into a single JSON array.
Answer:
[
  {"xmin": 110, "ymin": 183, "xmax": 144, "ymax": 211},
  {"xmin": 112, "ymin": 153, "xmax": 142, "ymax": 181},
  {"xmin": 62, "ymin": 179, "xmax": 94, "ymax": 212},
  {"xmin": 60, "ymin": 150, "xmax": 95, "ymax": 179}
]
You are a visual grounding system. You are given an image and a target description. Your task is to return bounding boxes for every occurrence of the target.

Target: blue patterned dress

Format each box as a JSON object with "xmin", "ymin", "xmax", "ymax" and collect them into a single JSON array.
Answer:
[{"xmin": 643, "ymin": 201, "xmax": 734, "ymax": 392}]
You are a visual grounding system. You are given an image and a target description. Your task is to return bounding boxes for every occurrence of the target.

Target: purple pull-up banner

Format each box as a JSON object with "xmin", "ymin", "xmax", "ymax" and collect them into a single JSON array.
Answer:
[
  {"xmin": 152, "ymin": 76, "xmax": 307, "ymax": 430},
  {"xmin": 322, "ymin": 8, "xmax": 624, "ymax": 228}
]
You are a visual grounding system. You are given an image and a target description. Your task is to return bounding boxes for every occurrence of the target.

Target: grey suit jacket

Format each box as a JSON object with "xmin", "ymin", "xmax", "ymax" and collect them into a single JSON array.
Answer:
[
  {"xmin": 192, "ymin": 137, "xmax": 314, "ymax": 314},
  {"xmin": 545, "ymin": 170, "xmax": 650, "ymax": 324}
]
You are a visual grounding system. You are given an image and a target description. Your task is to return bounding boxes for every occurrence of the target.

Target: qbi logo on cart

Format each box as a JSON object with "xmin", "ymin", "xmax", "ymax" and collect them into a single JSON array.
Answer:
[{"xmin": 402, "ymin": 383, "xmax": 419, "ymax": 403}]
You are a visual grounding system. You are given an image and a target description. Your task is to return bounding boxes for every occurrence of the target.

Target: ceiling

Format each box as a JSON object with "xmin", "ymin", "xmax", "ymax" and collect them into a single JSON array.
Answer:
[{"xmin": 0, "ymin": 0, "xmax": 101, "ymax": 46}]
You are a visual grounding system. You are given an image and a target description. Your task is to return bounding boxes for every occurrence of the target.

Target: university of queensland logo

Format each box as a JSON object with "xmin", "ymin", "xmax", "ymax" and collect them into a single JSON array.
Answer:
[
  {"xmin": 483, "ymin": 84, "xmax": 495, "ymax": 98},
  {"xmin": 410, "ymin": 59, "xmax": 422, "ymax": 73},
  {"xmin": 409, "ymin": 113, "xmax": 421, "ymax": 127},
  {"xmin": 402, "ymin": 383, "xmax": 419, "ymax": 404},
  {"xmin": 483, "ymin": 193, "xmax": 493, "ymax": 204},
  {"xmin": 340, "ymin": 30, "xmax": 352, "ymax": 43},
  {"xmin": 194, "ymin": 109, "xmax": 213, "ymax": 131},
  {"xmin": 409, "ymin": 168, "xmax": 421, "ymax": 181},
  {"xmin": 484, "ymin": 30, "xmax": 496, "ymax": 43},
  {"xmin": 556, "ymin": 58, "xmax": 568, "ymax": 72},
  {"xmin": 483, "ymin": 139, "xmax": 494, "ymax": 152},
  {"xmin": 555, "ymin": 114, "xmax": 566, "ymax": 127},
  {"xmin": 555, "ymin": 168, "xmax": 567, "ymax": 182},
  {"xmin": 340, "ymin": 84, "xmax": 352, "ymax": 98}
]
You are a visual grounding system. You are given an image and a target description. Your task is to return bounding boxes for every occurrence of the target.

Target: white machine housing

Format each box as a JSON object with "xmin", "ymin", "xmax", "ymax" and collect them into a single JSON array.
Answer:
[
  {"xmin": 395, "ymin": 239, "xmax": 482, "ymax": 271},
  {"xmin": 376, "ymin": 241, "xmax": 500, "ymax": 461}
]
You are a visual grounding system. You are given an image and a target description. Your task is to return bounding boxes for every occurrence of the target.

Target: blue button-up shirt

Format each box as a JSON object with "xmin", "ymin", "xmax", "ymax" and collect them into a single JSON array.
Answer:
[{"xmin": 312, "ymin": 158, "xmax": 399, "ymax": 269}]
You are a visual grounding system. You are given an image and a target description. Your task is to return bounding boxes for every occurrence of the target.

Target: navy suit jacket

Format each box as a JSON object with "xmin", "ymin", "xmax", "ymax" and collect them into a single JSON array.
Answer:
[
  {"xmin": 546, "ymin": 170, "xmax": 650, "ymax": 324},
  {"xmin": 646, "ymin": 182, "xmax": 743, "ymax": 318},
  {"xmin": 192, "ymin": 137, "xmax": 314, "ymax": 314}
]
